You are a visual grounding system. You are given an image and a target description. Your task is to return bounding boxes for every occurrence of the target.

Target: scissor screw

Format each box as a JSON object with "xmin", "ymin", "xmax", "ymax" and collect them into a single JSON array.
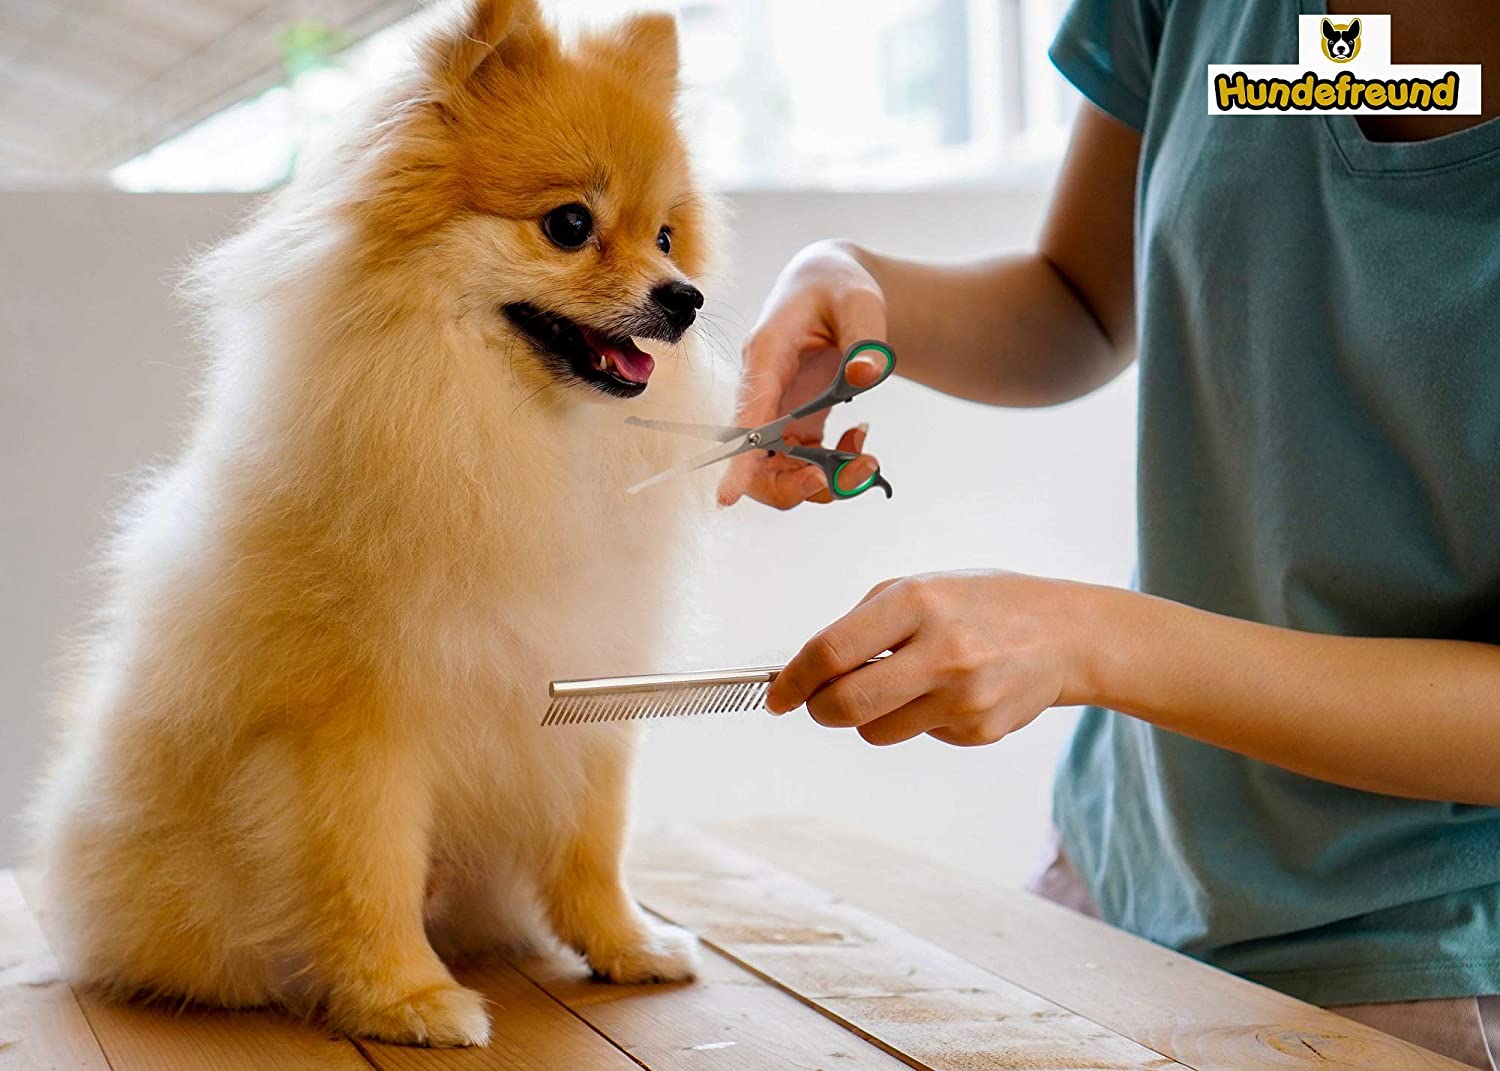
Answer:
[{"xmin": 747, "ymin": 432, "xmax": 762, "ymax": 446}]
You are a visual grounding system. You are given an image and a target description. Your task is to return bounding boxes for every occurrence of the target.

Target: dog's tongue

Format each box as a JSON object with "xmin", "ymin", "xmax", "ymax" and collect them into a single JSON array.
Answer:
[{"xmin": 584, "ymin": 328, "xmax": 655, "ymax": 384}]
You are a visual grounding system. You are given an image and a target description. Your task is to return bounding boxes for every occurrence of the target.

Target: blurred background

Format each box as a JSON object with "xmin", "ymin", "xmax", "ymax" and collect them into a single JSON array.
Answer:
[
  {"xmin": 0, "ymin": 0, "xmax": 1137, "ymax": 884},
  {"xmin": 4, "ymin": 0, "xmax": 1075, "ymax": 190}
]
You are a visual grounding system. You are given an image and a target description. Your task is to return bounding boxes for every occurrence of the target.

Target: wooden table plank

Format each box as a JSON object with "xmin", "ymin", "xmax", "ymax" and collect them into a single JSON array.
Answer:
[
  {"xmin": 694, "ymin": 819, "xmax": 1473, "ymax": 1071},
  {"xmin": 0, "ymin": 870, "xmax": 111, "ymax": 1071},
  {"xmin": 631, "ymin": 830, "xmax": 1187, "ymax": 1071},
  {"xmin": 13, "ymin": 813, "xmax": 1469, "ymax": 1071},
  {"xmin": 69, "ymin": 1000, "xmax": 376, "ymax": 1071},
  {"xmin": 518, "ymin": 941, "xmax": 916, "ymax": 1070},
  {"xmin": 15, "ymin": 872, "xmax": 372, "ymax": 1071},
  {"xmin": 357, "ymin": 962, "xmax": 645, "ymax": 1071}
]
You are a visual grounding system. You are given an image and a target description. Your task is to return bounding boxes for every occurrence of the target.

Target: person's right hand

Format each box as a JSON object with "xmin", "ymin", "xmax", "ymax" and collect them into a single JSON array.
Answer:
[{"xmin": 719, "ymin": 240, "xmax": 890, "ymax": 510}]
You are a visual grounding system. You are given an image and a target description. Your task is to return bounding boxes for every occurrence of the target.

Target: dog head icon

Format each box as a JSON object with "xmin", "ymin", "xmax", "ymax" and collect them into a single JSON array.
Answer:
[{"xmin": 1320, "ymin": 18, "xmax": 1362, "ymax": 63}]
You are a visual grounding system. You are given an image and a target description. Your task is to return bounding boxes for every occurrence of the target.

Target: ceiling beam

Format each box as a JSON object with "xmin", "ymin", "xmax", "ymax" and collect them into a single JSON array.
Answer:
[{"xmin": 0, "ymin": 0, "xmax": 420, "ymax": 177}]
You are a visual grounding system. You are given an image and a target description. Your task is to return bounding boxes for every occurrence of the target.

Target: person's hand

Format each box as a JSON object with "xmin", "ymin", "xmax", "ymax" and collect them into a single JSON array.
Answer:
[
  {"xmin": 766, "ymin": 571, "xmax": 1097, "ymax": 746},
  {"xmin": 719, "ymin": 240, "xmax": 889, "ymax": 509}
]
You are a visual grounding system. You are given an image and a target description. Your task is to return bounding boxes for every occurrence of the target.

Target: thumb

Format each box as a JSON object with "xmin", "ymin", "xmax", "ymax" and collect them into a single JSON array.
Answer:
[
  {"xmin": 830, "ymin": 289, "xmax": 889, "ymax": 385},
  {"xmin": 843, "ymin": 353, "xmax": 886, "ymax": 389}
]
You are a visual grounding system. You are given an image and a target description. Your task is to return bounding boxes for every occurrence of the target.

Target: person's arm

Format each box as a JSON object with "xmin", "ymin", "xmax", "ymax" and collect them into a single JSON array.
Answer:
[
  {"xmin": 847, "ymin": 103, "xmax": 1140, "ymax": 406},
  {"xmin": 721, "ymin": 103, "xmax": 1141, "ymax": 509},
  {"xmin": 1091, "ymin": 586, "xmax": 1500, "ymax": 804},
  {"xmin": 765, "ymin": 573, "xmax": 1500, "ymax": 807}
]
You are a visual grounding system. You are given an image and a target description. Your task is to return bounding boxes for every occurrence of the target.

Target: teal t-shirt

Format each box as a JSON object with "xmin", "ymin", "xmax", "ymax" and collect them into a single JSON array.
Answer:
[{"xmin": 1050, "ymin": 0, "xmax": 1500, "ymax": 1004}]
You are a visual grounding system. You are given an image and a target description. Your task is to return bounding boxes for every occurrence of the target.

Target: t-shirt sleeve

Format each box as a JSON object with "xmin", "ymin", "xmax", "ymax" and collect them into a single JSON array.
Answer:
[{"xmin": 1048, "ymin": 0, "xmax": 1166, "ymax": 131}]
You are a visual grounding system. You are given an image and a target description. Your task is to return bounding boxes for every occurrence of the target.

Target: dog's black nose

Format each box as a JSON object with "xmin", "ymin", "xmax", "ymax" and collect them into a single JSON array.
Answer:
[{"xmin": 651, "ymin": 281, "xmax": 704, "ymax": 329}]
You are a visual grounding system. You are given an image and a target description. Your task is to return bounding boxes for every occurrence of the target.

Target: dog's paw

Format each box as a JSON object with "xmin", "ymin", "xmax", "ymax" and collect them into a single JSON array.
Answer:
[
  {"xmin": 333, "ymin": 981, "xmax": 491, "ymax": 1047},
  {"xmin": 589, "ymin": 923, "xmax": 700, "ymax": 985}
]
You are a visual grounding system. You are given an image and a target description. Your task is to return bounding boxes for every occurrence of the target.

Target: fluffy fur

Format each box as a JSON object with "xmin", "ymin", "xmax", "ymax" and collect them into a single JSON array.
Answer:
[{"xmin": 31, "ymin": 0, "xmax": 723, "ymax": 1047}]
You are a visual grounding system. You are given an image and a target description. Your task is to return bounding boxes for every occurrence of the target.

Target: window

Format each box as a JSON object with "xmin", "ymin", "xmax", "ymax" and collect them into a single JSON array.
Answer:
[{"xmin": 111, "ymin": 0, "xmax": 1074, "ymax": 193}]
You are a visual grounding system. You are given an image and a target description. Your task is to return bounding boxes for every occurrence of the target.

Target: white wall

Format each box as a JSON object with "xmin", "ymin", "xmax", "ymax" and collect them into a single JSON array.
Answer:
[{"xmin": 0, "ymin": 189, "xmax": 1138, "ymax": 882}]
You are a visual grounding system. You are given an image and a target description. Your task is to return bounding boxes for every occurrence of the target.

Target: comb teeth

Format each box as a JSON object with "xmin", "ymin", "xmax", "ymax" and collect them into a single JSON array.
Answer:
[
  {"xmin": 540, "ymin": 678, "xmax": 774, "ymax": 726},
  {"xmin": 541, "ymin": 656, "xmax": 892, "ymax": 727}
]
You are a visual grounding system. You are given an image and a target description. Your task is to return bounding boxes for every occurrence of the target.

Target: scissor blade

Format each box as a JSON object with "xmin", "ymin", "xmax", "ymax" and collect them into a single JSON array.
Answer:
[
  {"xmin": 626, "ymin": 436, "xmax": 755, "ymax": 495},
  {"xmin": 624, "ymin": 416, "xmax": 748, "ymax": 443}
]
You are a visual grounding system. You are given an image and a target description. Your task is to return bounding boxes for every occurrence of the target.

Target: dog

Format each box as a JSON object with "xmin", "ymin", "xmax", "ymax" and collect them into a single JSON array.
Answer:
[
  {"xmin": 31, "ymin": 0, "xmax": 721, "ymax": 1047},
  {"xmin": 1321, "ymin": 17, "xmax": 1361, "ymax": 62}
]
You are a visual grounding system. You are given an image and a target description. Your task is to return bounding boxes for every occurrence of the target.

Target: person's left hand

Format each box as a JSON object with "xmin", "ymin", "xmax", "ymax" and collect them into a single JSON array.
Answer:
[{"xmin": 766, "ymin": 571, "xmax": 1097, "ymax": 746}]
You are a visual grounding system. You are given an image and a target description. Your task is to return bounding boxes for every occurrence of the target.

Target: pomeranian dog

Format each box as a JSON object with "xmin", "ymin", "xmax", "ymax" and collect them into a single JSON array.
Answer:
[{"xmin": 32, "ymin": 0, "xmax": 721, "ymax": 1047}]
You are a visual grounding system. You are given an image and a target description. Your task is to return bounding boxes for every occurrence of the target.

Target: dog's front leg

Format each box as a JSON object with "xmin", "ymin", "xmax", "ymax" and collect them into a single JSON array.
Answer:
[
  {"xmin": 286, "ymin": 715, "xmax": 490, "ymax": 1046},
  {"xmin": 539, "ymin": 741, "xmax": 698, "ymax": 983}
]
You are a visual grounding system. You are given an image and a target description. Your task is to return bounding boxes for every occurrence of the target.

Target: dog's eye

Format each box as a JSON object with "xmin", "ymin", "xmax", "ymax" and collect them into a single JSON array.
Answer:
[
  {"xmin": 543, "ymin": 204, "xmax": 593, "ymax": 249},
  {"xmin": 657, "ymin": 227, "xmax": 672, "ymax": 255}
]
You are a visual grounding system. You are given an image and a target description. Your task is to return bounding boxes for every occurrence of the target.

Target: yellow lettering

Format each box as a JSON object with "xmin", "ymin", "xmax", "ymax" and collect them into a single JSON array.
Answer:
[
  {"xmin": 1207, "ymin": 71, "xmax": 1464, "ymax": 115},
  {"xmin": 1433, "ymin": 72, "xmax": 1458, "ymax": 109},
  {"xmin": 1292, "ymin": 73, "xmax": 1315, "ymax": 107},
  {"xmin": 1215, "ymin": 73, "xmax": 1246, "ymax": 110}
]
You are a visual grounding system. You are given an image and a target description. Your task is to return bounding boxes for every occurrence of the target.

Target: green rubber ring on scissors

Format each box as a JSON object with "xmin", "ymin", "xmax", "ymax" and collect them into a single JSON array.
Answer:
[
  {"xmin": 848, "ymin": 341, "xmax": 895, "ymax": 379},
  {"xmin": 832, "ymin": 458, "xmax": 878, "ymax": 498},
  {"xmin": 623, "ymin": 338, "xmax": 898, "ymax": 501},
  {"xmin": 829, "ymin": 340, "xmax": 895, "ymax": 498}
]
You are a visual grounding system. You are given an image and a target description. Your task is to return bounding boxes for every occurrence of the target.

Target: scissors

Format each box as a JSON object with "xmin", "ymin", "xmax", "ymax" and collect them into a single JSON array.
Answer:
[{"xmin": 625, "ymin": 340, "xmax": 896, "ymax": 500}]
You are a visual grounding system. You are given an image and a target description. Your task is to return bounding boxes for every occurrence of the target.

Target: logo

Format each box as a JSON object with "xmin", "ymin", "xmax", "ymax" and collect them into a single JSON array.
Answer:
[
  {"xmin": 1319, "ymin": 18, "xmax": 1361, "ymax": 63},
  {"xmin": 1208, "ymin": 15, "xmax": 1482, "ymax": 116}
]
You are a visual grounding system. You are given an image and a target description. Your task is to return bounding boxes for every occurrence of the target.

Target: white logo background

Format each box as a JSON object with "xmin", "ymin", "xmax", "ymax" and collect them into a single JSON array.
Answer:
[{"xmin": 1208, "ymin": 15, "xmax": 1482, "ymax": 115}]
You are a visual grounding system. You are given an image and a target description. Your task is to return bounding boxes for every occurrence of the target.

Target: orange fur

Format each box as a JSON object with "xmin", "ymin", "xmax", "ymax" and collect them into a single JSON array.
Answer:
[{"xmin": 30, "ymin": 0, "xmax": 722, "ymax": 1047}]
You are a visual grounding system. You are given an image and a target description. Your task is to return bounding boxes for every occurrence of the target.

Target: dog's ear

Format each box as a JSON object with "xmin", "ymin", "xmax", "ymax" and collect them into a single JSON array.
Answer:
[
  {"xmin": 1346, "ymin": 18, "xmax": 1360, "ymax": 40},
  {"xmin": 1321, "ymin": 18, "xmax": 1338, "ymax": 41},
  {"xmin": 422, "ymin": 0, "xmax": 552, "ymax": 96},
  {"xmin": 588, "ymin": 13, "xmax": 680, "ymax": 99}
]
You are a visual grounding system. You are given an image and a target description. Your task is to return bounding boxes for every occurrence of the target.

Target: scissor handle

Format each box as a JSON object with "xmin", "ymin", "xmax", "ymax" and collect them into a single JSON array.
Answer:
[
  {"xmin": 788, "ymin": 340, "xmax": 896, "ymax": 421},
  {"xmin": 786, "ymin": 446, "xmax": 894, "ymax": 499}
]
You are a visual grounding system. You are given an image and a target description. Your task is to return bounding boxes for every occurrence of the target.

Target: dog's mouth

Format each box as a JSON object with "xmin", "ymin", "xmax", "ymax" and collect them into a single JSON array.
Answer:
[{"xmin": 503, "ymin": 303, "xmax": 660, "ymax": 398}]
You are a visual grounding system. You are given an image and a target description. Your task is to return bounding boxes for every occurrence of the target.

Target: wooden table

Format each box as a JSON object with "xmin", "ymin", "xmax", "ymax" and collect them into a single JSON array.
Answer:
[{"xmin": 2, "ymin": 819, "xmax": 1466, "ymax": 1070}]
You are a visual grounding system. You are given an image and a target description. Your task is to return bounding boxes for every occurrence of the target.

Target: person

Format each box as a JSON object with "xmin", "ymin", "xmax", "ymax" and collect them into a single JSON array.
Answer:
[{"xmin": 719, "ymin": 1, "xmax": 1500, "ymax": 1065}]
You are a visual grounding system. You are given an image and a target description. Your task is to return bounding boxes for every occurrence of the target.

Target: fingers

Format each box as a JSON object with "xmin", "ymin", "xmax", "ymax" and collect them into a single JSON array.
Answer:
[
  {"xmin": 827, "ymin": 454, "xmax": 879, "ymax": 499},
  {"xmin": 836, "ymin": 424, "xmax": 868, "ymax": 454},
  {"xmin": 717, "ymin": 452, "xmax": 760, "ymax": 507},
  {"xmin": 719, "ymin": 396, "xmax": 875, "ymax": 510},
  {"xmin": 740, "ymin": 462, "xmax": 832, "ymax": 510},
  {"xmin": 927, "ymin": 723, "xmax": 1009, "ymax": 748},
  {"xmin": 733, "ymin": 324, "xmax": 798, "ymax": 428},
  {"xmin": 814, "ymin": 424, "xmax": 876, "ymax": 501},
  {"xmin": 854, "ymin": 694, "xmax": 1012, "ymax": 748},
  {"xmin": 721, "ymin": 263, "xmax": 887, "ymax": 509},
  {"xmin": 855, "ymin": 575, "xmax": 901, "ymax": 607},
  {"xmin": 722, "ymin": 425, "xmax": 878, "ymax": 510},
  {"xmin": 719, "ymin": 321, "xmax": 801, "ymax": 507},
  {"xmin": 804, "ymin": 423, "xmax": 877, "ymax": 503},
  {"xmin": 767, "ymin": 586, "xmax": 920, "ymax": 713},
  {"xmin": 856, "ymin": 696, "xmax": 951, "ymax": 747},
  {"xmin": 804, "ymin": 650, "xmax": 927, "ymax": 729}
]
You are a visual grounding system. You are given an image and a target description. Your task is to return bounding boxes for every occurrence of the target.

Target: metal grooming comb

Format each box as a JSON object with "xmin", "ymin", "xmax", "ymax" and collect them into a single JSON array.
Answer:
[
  {"xmin": 542, "ymin": 665, "xmax": 782, "ymax": 726},
  {"xmin": 542, "ymin": 655, "xmax": 889, "ymax": 726}
]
